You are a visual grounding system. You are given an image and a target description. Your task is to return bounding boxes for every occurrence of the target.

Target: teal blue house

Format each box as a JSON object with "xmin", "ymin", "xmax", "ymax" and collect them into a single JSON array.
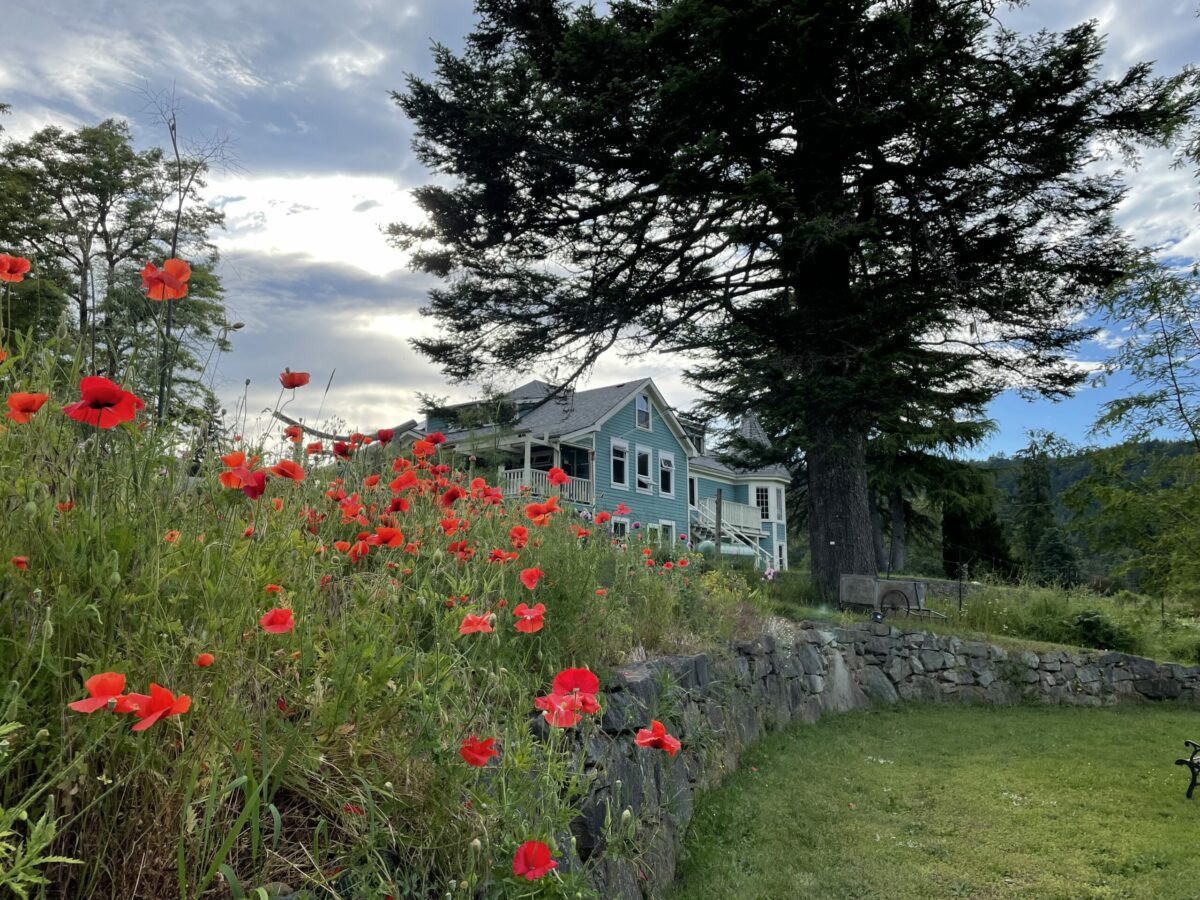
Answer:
[{"xmin": 425, "ymin": 378, "xmax": 791, "ymax": 570}]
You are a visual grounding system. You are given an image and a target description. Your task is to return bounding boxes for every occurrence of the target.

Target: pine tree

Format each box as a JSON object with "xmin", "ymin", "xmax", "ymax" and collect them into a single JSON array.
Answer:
[{"xmin": 392, "ymin": 0, "xmax": 1196, "ymax": 595}]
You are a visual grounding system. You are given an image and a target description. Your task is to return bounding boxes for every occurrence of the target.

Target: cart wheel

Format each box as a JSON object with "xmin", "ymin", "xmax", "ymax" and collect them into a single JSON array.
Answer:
[{"xmin": 879, "ymin": 589, "xmax": 911, "ymax": 617}]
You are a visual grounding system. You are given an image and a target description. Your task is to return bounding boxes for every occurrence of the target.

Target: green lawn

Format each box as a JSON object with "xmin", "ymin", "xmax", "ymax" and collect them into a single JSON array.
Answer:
[{"xmin": 670, "ymin": 704, "xmax": 1200, "ymax": 900}]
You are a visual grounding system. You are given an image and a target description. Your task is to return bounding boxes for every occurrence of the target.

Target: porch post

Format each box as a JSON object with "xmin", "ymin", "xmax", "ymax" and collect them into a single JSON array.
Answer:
[
  {"xmin": 552, "ymin": 443, "xmax": 561, "ymax": 469},
  {"xmin": 523, "ymin": 435, "xmax": 532, "ymax": 486}
]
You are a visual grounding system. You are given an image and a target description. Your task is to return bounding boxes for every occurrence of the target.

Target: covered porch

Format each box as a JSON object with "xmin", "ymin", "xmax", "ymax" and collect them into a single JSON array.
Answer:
[{"xmin": 496, "ymin": 434, "xmax": 594, "ymax": 505}]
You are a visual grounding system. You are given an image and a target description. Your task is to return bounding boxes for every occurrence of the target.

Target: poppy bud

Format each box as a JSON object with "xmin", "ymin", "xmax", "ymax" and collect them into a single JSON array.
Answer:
[
  {"xmin": 108, "ymin": 571, "xmax": 121, "ymax": 587},
  {"xmin": 23, "ymin": 501, "xmax": 37, "ymax": 516},
  {"xmin": 470, "ymin": 838, "xmax": 482, "ymax": 853}
]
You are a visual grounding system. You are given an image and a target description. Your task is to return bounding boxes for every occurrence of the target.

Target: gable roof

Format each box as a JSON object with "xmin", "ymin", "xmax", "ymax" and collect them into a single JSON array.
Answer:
[{"xmin": 518, "ymin": 379, "xmax": 652, "ymax": 438}]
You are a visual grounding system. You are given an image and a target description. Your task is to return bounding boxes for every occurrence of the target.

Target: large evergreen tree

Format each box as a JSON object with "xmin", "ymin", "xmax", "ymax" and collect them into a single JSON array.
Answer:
[{"xmin": 391, "ymin": 0, "xmax": 1196, "ymax": 595}]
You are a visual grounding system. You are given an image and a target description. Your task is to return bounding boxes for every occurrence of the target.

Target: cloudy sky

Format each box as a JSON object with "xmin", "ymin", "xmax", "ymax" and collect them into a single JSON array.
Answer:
[{"xmin": 3, "ymin": 0, "xmax": 1198, "ymax": 455}]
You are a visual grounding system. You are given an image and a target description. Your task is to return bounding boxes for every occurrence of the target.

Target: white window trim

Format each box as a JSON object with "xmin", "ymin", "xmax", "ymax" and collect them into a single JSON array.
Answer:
[
  {"xmin": 635, "ymin": 445, "xmax": 653, "ymax": 494},
  {"xmin": 611, "ymin": 517, "xmax": 630, "ymax": 538},
  {"xmin": 635, "ymin": 393, "xmax": 652, "ymax": 431},
  {"xmin": 646, "ymin": 522, "xmax": 662, "ymax": 543},
  {"xmin": 755, "ymin": 485, "xmax": 770, "ymax": 521},
  {"xmin": 659, "ymin": 520, "xmax": 677, "ymax": 547},
  {"xmin": 659, "ymin": 450, "xmax": 675, "ymax": 498},
  {"xmin": 775, "ymin": 487, "xmax": 785, "ymax": 522},
  {"xmin": 777, "ymin": 542, "xmax": 787, "ymax": 570},
  {"xmin": 610, "ymin": 437, "xmax": 629, "ymax": 490}
]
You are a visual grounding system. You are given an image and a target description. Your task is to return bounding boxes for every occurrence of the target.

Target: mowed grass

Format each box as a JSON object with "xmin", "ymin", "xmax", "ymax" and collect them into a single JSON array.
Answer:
[{"xmin": 671, "ymin": 704, "xmax": 1200, "ymax": 900}]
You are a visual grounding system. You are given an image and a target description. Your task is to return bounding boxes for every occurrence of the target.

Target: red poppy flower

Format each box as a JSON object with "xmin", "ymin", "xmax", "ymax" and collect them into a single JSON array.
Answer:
[
  {"xmin": 426, "ymin": 431, "xmax": 446, "ymax": 445},
  {"xmin": 363, "ymin": 474, "xmax": 381, "ymax": 488},
  {"xmin": 265, "ymin": 583, "xmax": 284, "ymax": 594},
  {"xmin": 269, "ymin": 459, "xmax": 305, "ymax": 482},
  {"xmin": 271, "ymin": 497, "xmax": 283, "ymax": 511},
  {"xmin": 595, "ymin": 588, "xmax": 608, "ymax": 596},
  {"xmin": 163, "ymin": 530, "xmax": 181, "ymax": 543},
  {"xmin": 412, "ymin": 439, "xmax": 435, "ymax": 458},
  {"xmin": 615, "ymin": 502, "xmax": 631, "ymax": 515},
  {"xmin": 10, "ymin": 556, "xmax": 28, "ymax": 570},
  {"xmin": 376, "ymin": 428, "xmax": 394, "ymax": 444},
  {"xmin": 222, "ymin": 450, "xmax": 246, "ymax": 468},
  {"xmin": 554, "ymin": 668, "xmax": 600, "ymax": 697},
  {"xmin": 237, "ymin": 468, "xmax": 267, "ymax": 499},
  {"xmin": 441, "ymin": 517, "xmax": 463, "ymax": 536},
  {"xmin": 459, "ymin": 735, "xmax": 499, "ymax": 767},
  {"xmin": 124, "ymin": 683, "xmax": 192, "ymax": 731},
  {"xmin": 512, "ymin": 602, "xmax": 545, "ymax": 633},
  {"xmin": 524, "ymin": 495, "xmax": 560, "ymax": 526},
  {"xmin": 512, "ymin": 841, "xmax": 557, "ymax": 881},
  {"xmin": 489, "ymin": 548, "xmax": 519, "ymax": 563},
  {"xmin": 663, "ymin": 561, "xmax": 674, "ymax": 570},
  {"xmin": 332, "ymin": 440, "xmax": 352, "ymax": 459},
  {"xmin": 636, "ymin": 719, "xmax": 681, "ymax": 756},
  {"xmin": 678, "ymin": 558, "xmax": 689, "ymax": 567},
  {"xmin": 306, "ymin": 441, "xmax": 323, "ymax": 455},
  {"xmin": 63, "ymin": 376, "xmax": 144, "ymax": 428},
  {"xmin": 571, "ymin": 525, "xmax": 591, "ymax": 539},
  {"xmin": 195, "ymin": 652, "xmax": 215, "ymax": 668},
  {"xmin": 519, "ymin": 567, "xmax": 545, "ymax": 590},
  {"xmin": 283, "ymin": 424, "xmax": 303, "ymax": 443},
  {"xmin": 594, "ymin": 511, "xmax": 612, "ymax": 524},
  {"xmin": 509, "ymin": 525, "xmax": 529, "ymax": 549},
  {"xmin": 441, "ymin": 485, "xmax": 465, "ymax": 507},
  {"xmin": 459, "ymin": 613, "xmax": 494, "ymax": 634},
  {"xmin": 6, "ymin": 392, "xmax": 48, "ymax": 423},
  {"xmin": 140, "ymin": 258, "xmax": 191, "ymax": 300},
  {"xmin": 57, "ymin": 501, "xmax": 74, "ymax": 512},
  {"xmin": 363, "ymin": 527, "xmax": 400, "ymax": 548},
  {"xmin": 67, "ymin": 672, "xmax": 127, "ymax": 713},
  {"xmin": 547, "ymin": 466, "xmax": 569, "ymax": 486},
  {"xmin": 0, "ymin": 254, "xmax": 31, "ymax": 283},
  {"xmin": 279, "ymin": 370, "xmax": 310, "ymax": 389},
  {"xmin": 259, "ymin": 607, "xmax": 294, "ymax": 634}
]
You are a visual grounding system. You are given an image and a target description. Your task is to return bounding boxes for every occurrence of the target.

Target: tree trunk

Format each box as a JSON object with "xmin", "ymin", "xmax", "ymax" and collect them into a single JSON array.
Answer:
[
  {"xmin": 869, "ymin": 487, "xmax": 888, "ymax": 572},
  {"xmin": 807, "ymin": 422, "xmax": 877, "ymax": 600},
  {"xmin": 888, "ymin": 487, "xmax": 906, "ymax": 574}
]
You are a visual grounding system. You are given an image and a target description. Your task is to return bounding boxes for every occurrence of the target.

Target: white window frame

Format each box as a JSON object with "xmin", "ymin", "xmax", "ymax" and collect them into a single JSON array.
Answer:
[
  {"xmin": 610, "ymin": 438, "xmax": 629, "ymax": 490},
  {"xmin": 755, "ymin": 485, "xmax": 770, "ymax": 520},
  {"xmin": 646, "ymin": 522, "xmax": 662, "ymax": 543},
  {"xmin": 777, "ymin": 542, "xmax": 787, "ymax": 570},
  {"xmin": 659, "ymin": 450, "xmax": 675, "ymax": 498},
  {"xmin": 659, "ymin": 520, "xmax": 677, "ymax": 547},
  {"xmin": 611, "ymin": 517, "xmax": 630, "ymax": 539},
  {"xmin": 776, "ymin": 487, "xmax": 785, "ymax": 522},
  {"xmin": 635, "ymin": 446, "xmax": 653, "ymax": 494},
  {"xmin": 635, "ymin": 393, "xmax": 652, "ymax": 430}
]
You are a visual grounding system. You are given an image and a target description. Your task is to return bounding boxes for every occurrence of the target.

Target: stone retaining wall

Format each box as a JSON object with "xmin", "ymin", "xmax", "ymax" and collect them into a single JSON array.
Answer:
[{"xmin": 575, "ymin": 620, "xmax": 1200, "ymax": 898}]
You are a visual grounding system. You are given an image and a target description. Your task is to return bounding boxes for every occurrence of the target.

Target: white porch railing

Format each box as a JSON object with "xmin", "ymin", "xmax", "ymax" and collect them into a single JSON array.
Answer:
[
  {"xmin": 691, "ymin": 498, "xmax": 773, "ymax": 568},
  {"xmin": 699, "ymin": 497, "xmax": 764, "ymax": 533},
  {"xmin": 498, "ymin": 467, "xmax": 593, "ymax": 505}
]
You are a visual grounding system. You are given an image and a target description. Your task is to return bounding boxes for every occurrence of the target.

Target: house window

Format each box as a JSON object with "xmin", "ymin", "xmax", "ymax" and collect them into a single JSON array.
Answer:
[
  {"xmin": 611, "ymin": 439, "xmax": 628, "ymax": 489},
  {"xmin": 777, "ymin": 542, "xmax": 787, "ymax": 570},
  {"xmin": 646, "ymin": 522, "xmax": 661, "ymax": 544},
  {"xmin": 776, "ymin": 487, "xmax": 784, "ymax": 521},
  {"xmin": 688, "ymin": 476, "xmax": 697, "ymax": 507},
  {"xmin": 612, "ymin": 517, "xmax": 629, "ymax": 538},
  {"xmin": 659, "ymin": 451, "xmax": 674, "ymax": 497},
  {"xmin": 756, "ymin": 486, "xmax": 770, "ymax": 520},
  {"xmin": 660, "ymin": 520, "xmax": 676, "ymax": 547},
  {"xmin": 636, "ymin": 447, "xmax": 653, "ymax": 492},
  {"xmin": 636, "ymin": 393, "xmax": 651, "ymax": 430}
]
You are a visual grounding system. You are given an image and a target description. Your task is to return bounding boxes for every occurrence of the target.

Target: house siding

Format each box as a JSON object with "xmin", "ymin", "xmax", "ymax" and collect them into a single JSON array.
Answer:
[{"xmin": 593, "ymin": 391, "xmax": 690, "ymax": 546}]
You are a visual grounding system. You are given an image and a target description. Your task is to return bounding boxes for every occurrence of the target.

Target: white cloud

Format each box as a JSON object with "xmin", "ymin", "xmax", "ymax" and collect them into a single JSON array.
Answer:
[{"xmin": 209, "ymin": 173, "xmax": 420, "ymax": 276}]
